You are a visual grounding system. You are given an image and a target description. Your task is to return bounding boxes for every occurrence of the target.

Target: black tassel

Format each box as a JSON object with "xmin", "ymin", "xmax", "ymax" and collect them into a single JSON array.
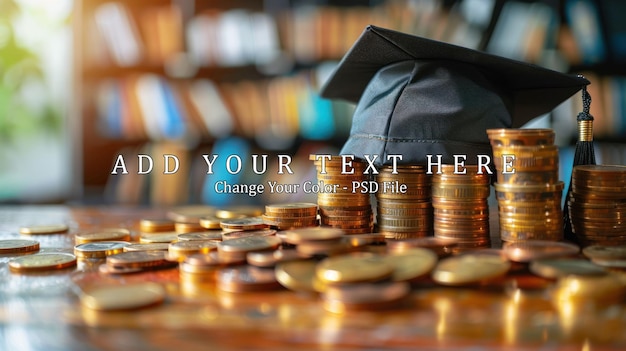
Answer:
[{"xmin": 563, "ymin": 80, "xmax": 596, "ymax": 244}]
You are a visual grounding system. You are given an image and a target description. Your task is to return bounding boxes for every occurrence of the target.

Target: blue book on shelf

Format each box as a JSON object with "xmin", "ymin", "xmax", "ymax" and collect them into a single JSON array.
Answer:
[
  {"xmin": 159, "ymin": 80, "xmax": 186, "ymax": 139},
  {"xmin": 299, "ymin": 86, "xmax": 335, "ymax": 140},
  {"xmin": 565, "ymin": 0, "xmax": 607, "ymax": 65},
  {"xmin": 102, "ymin": 81, "xmax": 123, "ymax": 138}
]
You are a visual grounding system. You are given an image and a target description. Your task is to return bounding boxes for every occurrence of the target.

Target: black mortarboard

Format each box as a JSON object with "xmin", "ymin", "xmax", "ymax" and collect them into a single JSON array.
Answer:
[{"xmin": 320, "ymin": 25, "xmax": 590, "ymax": 165}]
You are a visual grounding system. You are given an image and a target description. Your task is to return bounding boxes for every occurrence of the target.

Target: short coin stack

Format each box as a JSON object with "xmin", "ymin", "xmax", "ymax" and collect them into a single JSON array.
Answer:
[
  {"xmin": 432, "ymin": 165, "xmax": 491, "ymax": 252},
  {"xmin": 311, "ymin": 155, "xmax": 373, "ymax": 234},
  {"xmin": 262, "ymin": 203, "xmax": 319, "ymax": 230},
  {"xmin": 487, "ymin": 128, "xmax": 563, "ymax": 243},
  {"xmin": 375, "ymin": 165, "xmax": 432, "ymax": 239},
  {"xmin": 568, "ymin": 165, "xmax": 626, "ymax": 246}
]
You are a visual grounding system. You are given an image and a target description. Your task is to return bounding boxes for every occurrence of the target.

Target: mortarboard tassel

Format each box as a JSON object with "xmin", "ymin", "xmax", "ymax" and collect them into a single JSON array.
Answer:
[{"xmin": 564, "ymin": 80, "xmax": 596, "ymax": 244}]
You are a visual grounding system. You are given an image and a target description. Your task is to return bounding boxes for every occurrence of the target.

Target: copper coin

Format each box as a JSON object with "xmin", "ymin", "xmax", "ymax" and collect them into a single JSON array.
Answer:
[{"xmin": 502, "ymin": 241, "xmax": 579, "ymax": 263}]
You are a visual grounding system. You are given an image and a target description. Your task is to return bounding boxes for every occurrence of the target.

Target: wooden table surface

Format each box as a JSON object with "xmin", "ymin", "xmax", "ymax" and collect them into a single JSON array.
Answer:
[{"xmin": 1, "ymin": 205, "xmax": 625, "ymax": 350}]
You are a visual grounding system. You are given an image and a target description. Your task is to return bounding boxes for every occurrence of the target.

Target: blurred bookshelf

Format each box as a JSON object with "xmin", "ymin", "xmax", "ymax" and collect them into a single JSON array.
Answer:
[{"xmin": 72, "ymin": 0, "xmax": 626, "ymax": 206}]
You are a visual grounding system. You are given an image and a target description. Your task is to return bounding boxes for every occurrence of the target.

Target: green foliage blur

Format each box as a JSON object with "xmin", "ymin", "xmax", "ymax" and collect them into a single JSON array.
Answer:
[{"xmin": 0, "ymin": 0, "xmax": 62, "ymax": 145}]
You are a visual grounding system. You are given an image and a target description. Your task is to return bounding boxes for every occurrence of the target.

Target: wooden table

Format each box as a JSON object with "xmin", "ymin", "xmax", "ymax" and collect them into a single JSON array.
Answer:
[{"xmin": 1, "ymin": 205, "xmax": 625, "ymax": 350}]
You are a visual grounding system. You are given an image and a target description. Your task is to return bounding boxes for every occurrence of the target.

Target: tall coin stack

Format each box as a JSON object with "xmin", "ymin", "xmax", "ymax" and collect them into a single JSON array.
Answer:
[
  {"xmin": 568, "ymin": 165, "xmax": 626, "ymax": 246},
  {"xmin": 432, "ymin": 164, "xmax": 491, "ymax": 252},
  {"xmin": 375, "ymin": 165, "xmax": 432, "ymax": 239},
  {"xmin": 311, "ymin": 155, "xmax": 373, "ymax": 234},
  {"xmin": 487, "ymin": 129, "xmax": 563, "ymax": 243}
]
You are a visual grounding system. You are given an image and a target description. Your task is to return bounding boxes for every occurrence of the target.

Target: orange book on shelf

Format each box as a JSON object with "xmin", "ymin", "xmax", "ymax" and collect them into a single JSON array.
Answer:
[{"xmin": 140, "ymin": 5, "xmax": 184, "ymax": 66}]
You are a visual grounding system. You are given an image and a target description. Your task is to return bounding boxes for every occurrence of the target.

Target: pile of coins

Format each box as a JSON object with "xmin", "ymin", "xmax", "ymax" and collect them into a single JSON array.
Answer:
[
  {"xmin": 432, "ymin": 165, "xmax": 491, "ymax": 252},
  {"xmin": 487, "ymin": 128, "xmax": 563, "ymax": 242},
  {"xmin": 375, "ymin": 165, "xmax": 432, "ymax": 239},
  {"xmin": 568, "ymin": 165, "xmax": 626, "ymax": 246},
  {"xmin": 311, "ymin": 155, "xmax": 373, "ymax": 234},
  {"xmin": 262, "ymin": 203, "xmax": 319, "ymax": 230}
]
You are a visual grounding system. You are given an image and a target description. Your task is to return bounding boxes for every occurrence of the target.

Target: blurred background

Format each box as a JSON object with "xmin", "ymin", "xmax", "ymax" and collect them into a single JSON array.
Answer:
[{"xmin": 1, "ymin": 0, "xmax": 624, "ymax": 206}]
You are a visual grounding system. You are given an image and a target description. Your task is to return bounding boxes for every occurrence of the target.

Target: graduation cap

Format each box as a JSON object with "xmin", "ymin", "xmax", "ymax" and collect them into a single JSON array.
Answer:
[{"xmin": 320, "ymin": 25, "xmax": 590, "ymax": 165}]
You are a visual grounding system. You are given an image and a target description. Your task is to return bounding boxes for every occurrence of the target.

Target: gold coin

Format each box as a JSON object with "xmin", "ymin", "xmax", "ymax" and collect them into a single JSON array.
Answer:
[
  {"xmin": 432, "ymin": 254, "xmax": 510, "ymax": 285},
  {"xmin": 552, "ymin": 273, "xmax": 626, "ymax": 305},
  {"xmin": 106, "ymin": 251, "xmax": 175, "ymax": 270},
  {"xmin": 174, "ymin": 221, "xmax": 206, "ymax": 234},
  {"xmin": 81, "ymin": 282, "xmax": 165, "ymax": 311},
  {"xmin": 582, "ymin": 245, "xmax": 626, "ymax": 260},
  {"xmin": 215, "ymin": 205, "xmax": 264, "ymax": 219},
  {"xmin": 75, "ymin": 230, "xmax": 131, "ymax": 245},
  {"xmin": 19, "ymin": 224, "xmax": 69, "ymax": 235},
  {"xmin": 199, "ymin": 216, "xmax": 226, "ymax": 230},
  {"xmin": 9, "ymin": 252, "xmax": 76, "ymax": 272},
  {"xmin": 123, "ymin": 243, "xmax": 169, "ymax": 252},
  {"xmin": 216, "ymin": 235, "xmax": 281, "ymax": 253},
  {"xmin": 0, "ymin": 239, "xmax": 40, "ymax": 254},
  {"xmin": 261, "ymin": 215, "xmax": 318, "ymax": 227},
  {"xmin": 283, "ymin": 227, "xmax": 345, "ymax": 244},
  {"xmin": 265, "ymin": 202, "xmax": 318, "ymax": 214},
  {"xmin": 217, "ymin": 265, "xmax": 282, "ymax": 292},
  {"xmin": 385, "ymin": 248, "xmax": 438, "ymax": 282},
  {"xmin": 139, "ymin": 218, "xmax": 175, "ymax": 233},
  {"xmin": 168, "ymin": 240, "xmax": 217, "ymax": 256},
  {"xmin": 219, "ymin": 216, "xmax": 267, "ymax": 231},
  {"xmin": 296, "ymin": 238, "xmax": 353, "ymax": 257},
  {"xmin": 529, "ymin": 258, "xmax": 606, "ymax": 279},
  {"xmin": 316, "ymin": 253, "xmax": 393, "ymax": 285},
  {"xmin": 222, "ymin": 229, "xmax": 277, "ymax": 241},
  {"xmin": 167, "ymin": 205, "xmax": 216, "ymax": 222},
  {"xmin": 177, "ymin": 232, "xmax": 223, "ymax": 242},
  {"xmin": 386, "ymin": 237, "xmax": 458, "ymax": 255},
  {"xmin": 247, "ymin": 249, "xmax": 308, "ymax": 268},
  {"xmin": 502, "ymin": 241, "xmax": 579, "ymax": 263},
  {"xmin": 275, "ymin": 260, "xmax": 318, "ymax": 292},
  {"xmin": 321, "ymin": 281, "xmax": 410, "ymax": 313},
  {"xmin": 74, "ymin": 241, "xmax": 129, "ymax": 259},
  {"xmin": 139, "ymin": 231, "xmax": 179, "ymax": 243}
]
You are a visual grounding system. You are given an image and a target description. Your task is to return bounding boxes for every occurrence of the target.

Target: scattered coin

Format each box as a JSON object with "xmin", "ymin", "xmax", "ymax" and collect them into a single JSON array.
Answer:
[
  {"xmin": 139, "ymin": 218, "xmax": 176, "ymax": 233},
  {"xmin": 384, "ymin": 248, "xmax": 438, "ymax": 282},
  {"xmin": 106, "ymin": 251, "xmax": 176, "ymax": 270},
  {"xmin": 75, "ymin": 230, "xmax": 131, "ymax": 245},
  {"xmin": 177, "ymin": 232, "xmax": 223, "ymax": 242},
  {"xmin": 139, "ymin": 231, "xmax": 179, "ymax": 243},
  {"xmin": 432, "ymin": 254, "xmax": 510, "ymax": 286},
  {"xmin": 502, "ymin": 241, "xmax": 579, "ymax": 263},
  {"xmin": 321, "ymin": 281, "xmax": 411, "ymax": 313},
  {"xmin": 123, "ymin": 243, "xmax": 170, "ymax": 252},
  {"xmin": 217, "ymin": 265, "xmax": 283, "ymax": 292},
  {"xmin": 19, "ymin": 224, "xmax": 69, "ymax": 235},
  {"xmin": 529, "ymin": 258, "xmax": 607, "ymax": 279},
  {"xmin": 74, "ymin": 241, "xmax": 130, "ymax": 259},
  {"xmin": 9, "ymin": 252, "xmax": 77, "ymax": 272},
  {"xmin": 0, "ymin": 239, "xmax": 40, "ymax": 254},
  {"xmin": 80, "ymin": 282, "xmax": 166, "ymax": 311},
  {"xmin": 316, "ymin": 253, "xmax": 393, "ymax": 285},
  {"xmin": 275, "ymin": 260, "xmax": 318, "ymax": 292}
]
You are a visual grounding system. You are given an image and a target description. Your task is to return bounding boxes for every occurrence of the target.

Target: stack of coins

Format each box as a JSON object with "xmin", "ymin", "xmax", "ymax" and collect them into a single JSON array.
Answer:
[
  {"xmin": 375, "ymin": 165, "xmax": 432, "ymax": 239},
  {"xmin": 262, "ymin": 203, "xmax": 319, "ymax": 230},
  {"xmin": 568, "ymin": 165, "xmax": 626, "ymax": 246},
  {"xmin": 432, "ymin": 165, "xmax": 491, "ymax": 252},
  {"xmin": 311, "ymin": 155, "xmax": 373, "ymax": 234},
  {"xmin": 487, "ymin": 128, "xmax": 563, "ymax": 243}
]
